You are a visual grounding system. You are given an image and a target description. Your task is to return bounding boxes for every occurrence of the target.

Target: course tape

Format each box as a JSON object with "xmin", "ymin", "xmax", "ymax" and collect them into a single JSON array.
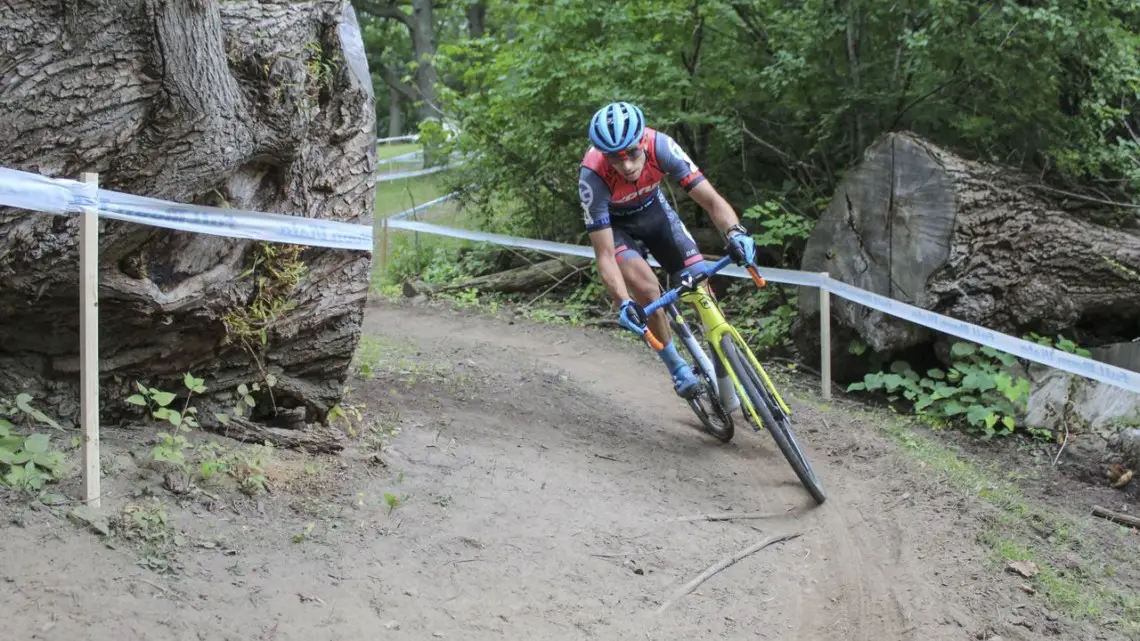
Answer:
[
  {"xmin": 375, "ymin": 161, "xmax": 469, "ymax": 182},
  {"xmin": 3, "ymin": 165, "xmax": 1137, "ymax": 394},
  {"xmin": 377, "ymin": 134, "xmax": 419, "ymax": 144},
  {"xmin": 0, "ymin": 167, "xmax": 373, "ymax": 252},
  {"xmin": 376, "ymin": 150, "xmax": 423, "ymax": 166},
  {"xmin": 386, "ymin": 218, "xmax": 1140, "ymax": 395},
  {"xmin": 387, "ymin": 191, "xmax": 463, "ymax": 221},
  {"xmin": 822, "ymin": 279, "xmax": 1140, "ymax": 394}
]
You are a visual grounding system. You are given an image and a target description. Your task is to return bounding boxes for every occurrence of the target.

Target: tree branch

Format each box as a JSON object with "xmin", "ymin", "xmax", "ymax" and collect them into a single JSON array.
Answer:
[
  {"xmin": 379, "ymin": 65, "xmax": 418, "ymax": 103},
  {"xmin": 355, "ymin": 0, "xmax": 413, "ymax": 29}
]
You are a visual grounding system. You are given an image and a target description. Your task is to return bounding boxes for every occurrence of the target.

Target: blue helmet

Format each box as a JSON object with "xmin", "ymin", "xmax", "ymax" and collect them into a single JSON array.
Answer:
[{"xmin": 588, "ymin": 102, "xmax": 646, "ymax": 153}]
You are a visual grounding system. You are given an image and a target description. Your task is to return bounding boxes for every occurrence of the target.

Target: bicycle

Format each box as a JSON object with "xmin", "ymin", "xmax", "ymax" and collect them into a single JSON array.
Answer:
[
  {"xmin": 658, "ymin": 289, "xmax": 735, "ymax": 442},
  {"xmin": 634, "ymin": 254, "xmax": 828, "ymax": 505}
]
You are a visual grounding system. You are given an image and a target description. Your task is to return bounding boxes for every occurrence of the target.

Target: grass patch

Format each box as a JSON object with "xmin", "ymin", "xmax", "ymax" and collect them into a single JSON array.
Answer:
[
  {"xmin": 377, "ymin": 143, "xmax": 420, "ymax": 161},
  {"xmin": 811, "ymin": 400, "xmax": 1140, "ymax": 634},
  {"xmin": 375, "ymin": 173, "xmax": 452, "ymax": 218}
]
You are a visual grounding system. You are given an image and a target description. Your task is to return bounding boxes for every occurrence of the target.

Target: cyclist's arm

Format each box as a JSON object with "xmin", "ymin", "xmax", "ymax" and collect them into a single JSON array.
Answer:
[
  {"xmin": 653, "ymin": 131, "xmax": 743, "ymax": 235},
  {"xmin": 688, "ymin": 180, "xmax": 742, "ymax": 236},
  {"xmin": 579, "ymin": 167, "xmax": 630, "ymax": 303},
  {"xmin": 589, "ymin": 228, "xmax": 632, "ymax": 303}
]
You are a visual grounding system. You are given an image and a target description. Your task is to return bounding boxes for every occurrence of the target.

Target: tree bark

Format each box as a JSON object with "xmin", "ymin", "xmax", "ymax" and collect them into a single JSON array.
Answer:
[
  {"xmin": 410, "ymin": 0, "xmax": 439, "ymax": 120},
  {"xmin": 797, "ymin": 132, "xmax": 1140, "ymax": 364},
  {"xmin": 401, "ymin": 257, "xmax": 592, "ymax": 298},
  {"xmin": 388, "ymin": 91, "xmax": 404, "ymax": 137},
  {"xmin": 466, "ymin": 1, "xmax": 486, "ymax": 39},
  {"xmin": 0, "ymin": 0, "xmax": 377, "ymax": 447}
]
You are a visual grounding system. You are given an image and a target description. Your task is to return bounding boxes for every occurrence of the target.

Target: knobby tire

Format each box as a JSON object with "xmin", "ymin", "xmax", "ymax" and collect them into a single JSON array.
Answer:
[{"xmin": 719, "ymin": 334, "xmax": 827, "ymax": 505}]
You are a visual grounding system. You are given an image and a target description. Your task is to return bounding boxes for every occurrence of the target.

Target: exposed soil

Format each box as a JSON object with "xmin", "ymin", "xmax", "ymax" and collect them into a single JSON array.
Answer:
[{"xmin": 1, "ymin": 297, "xmax": 1136, "ymax": 641}]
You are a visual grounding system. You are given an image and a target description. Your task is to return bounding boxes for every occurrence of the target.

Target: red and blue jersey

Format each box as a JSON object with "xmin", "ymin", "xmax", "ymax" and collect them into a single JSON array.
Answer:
[{"xmin": 578, "ymin": 127, "xmax": 706, "ymax": 233}]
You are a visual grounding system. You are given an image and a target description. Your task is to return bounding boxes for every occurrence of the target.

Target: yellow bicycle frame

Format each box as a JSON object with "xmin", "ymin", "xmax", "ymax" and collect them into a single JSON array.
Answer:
[{"xmin": 676, "ymin": 285, "xmax": 793, "ymax": 425}]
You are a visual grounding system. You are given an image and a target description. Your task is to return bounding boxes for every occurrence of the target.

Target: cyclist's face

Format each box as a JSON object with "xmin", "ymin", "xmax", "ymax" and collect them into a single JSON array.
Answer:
[{"xmin": 605, "ymin": 143, "xmax": 646, "ymax": 181}]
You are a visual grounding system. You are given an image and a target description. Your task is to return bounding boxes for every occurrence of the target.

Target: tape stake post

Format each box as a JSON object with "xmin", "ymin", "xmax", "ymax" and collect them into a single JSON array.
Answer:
[
  {"xmin": 819, "ymin": 272, "xmax": 832, "ymax": 402},
  {"xmin": 379, "ymin": 216, "xmax": 390, "ymax": 275},
  {"xmin": 79, "ymin": 172, "xmax": 101, "ymax": 508}
]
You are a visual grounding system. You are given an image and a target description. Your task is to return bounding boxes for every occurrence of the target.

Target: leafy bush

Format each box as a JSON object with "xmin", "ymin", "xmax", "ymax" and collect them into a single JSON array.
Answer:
[
  {"xmin": 848, "ymin": 342, "xmax": 1034, "ymax": 439},
  {"xmin": 0, "ymin": 394, "xmax": 66, "ymax": 492}
]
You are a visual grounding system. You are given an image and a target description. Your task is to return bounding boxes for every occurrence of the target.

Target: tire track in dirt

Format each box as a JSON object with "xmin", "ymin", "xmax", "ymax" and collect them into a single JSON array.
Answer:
[{"xmin": 360, "ymin": 300, "xmax": 989, "ymax": 640}]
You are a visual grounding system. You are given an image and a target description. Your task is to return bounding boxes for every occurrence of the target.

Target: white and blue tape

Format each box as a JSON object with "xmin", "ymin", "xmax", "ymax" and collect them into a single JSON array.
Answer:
[{"xmin": 2, "ymin": 165, "xmax": 1138, "ymax": 395}]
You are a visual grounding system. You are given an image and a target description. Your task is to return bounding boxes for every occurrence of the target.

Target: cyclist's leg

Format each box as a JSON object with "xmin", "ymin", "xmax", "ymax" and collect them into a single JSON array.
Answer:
[
  {"xmin": 613, "ymin": 224, "xmax": 699, "ymax": 399},
  {"xmin": 613, "ymin": 229, "xmax": 672, "ymax": 345},
  {"xmin": 642, "ymin": 200, "xmax": 740, "ymax": 411}
]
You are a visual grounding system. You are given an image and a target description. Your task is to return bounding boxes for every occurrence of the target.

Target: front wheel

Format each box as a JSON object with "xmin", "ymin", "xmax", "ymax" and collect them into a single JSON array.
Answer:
[
  {"xmin": 670, "ymin": 315, "xmax": 734, "ymax": 442},
  {"xmin": 719, "ymin": 334, "xmax": 826, "ymax": 504}
]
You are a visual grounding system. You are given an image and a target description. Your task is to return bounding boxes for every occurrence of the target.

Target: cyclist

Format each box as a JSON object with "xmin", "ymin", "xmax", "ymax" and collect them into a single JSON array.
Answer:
[{"xmin": 578, "ymin": 101, "xmax": 756, "ymax": 411}]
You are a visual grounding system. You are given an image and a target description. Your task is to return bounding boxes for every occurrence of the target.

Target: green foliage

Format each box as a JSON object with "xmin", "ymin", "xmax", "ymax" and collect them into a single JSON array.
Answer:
[
  {"xmin": 847, "ymin": 342, "xmax": 1036, "ymax": 439},
  {"xmin": 127, "ymin": 373, "xmax": 210, "ymax": 470},
  {"xmin": 722, "ymin": 282, "xmax": 798, "ymax": 354},
  {"xmin": 428, "ymin": 0, "xmax": 1140, "ymax": 249},
  {"xmin": 0, "ymin": 394, "xmax": 67, "ymax": 492},
  {"xmin": 1025, "ymin": 332, "xmax": 1092, "ymax": 358},
  {"xmin": 742, "ymin": 202, "xmax": 815, "ymax": 264}
]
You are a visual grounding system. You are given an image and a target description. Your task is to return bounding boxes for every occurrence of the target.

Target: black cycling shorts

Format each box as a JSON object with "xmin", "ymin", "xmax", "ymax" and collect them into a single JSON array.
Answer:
[{"xmin": 612, "ymin": 205, "xmax": 705, "ymax": 281}]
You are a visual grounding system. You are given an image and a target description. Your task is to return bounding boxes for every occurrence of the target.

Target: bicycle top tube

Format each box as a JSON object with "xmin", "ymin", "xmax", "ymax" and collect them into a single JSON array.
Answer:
[{"xmin": 643, "ymin": 255, "xmax": 735, "ymax": 317}]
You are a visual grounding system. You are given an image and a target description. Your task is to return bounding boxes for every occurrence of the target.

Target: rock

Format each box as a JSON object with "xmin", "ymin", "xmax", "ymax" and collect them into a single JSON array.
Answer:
[
  {"xmin": 1118, "ymin": 429, "xmax": 1140, "ymax": 469},
  {"xmin": 67, "ymin": 506, "xmax": 110, "ymax": 536},
  {"xmin": 384, "ymin": 621, "xmax": 400, "ymax": 630},
  {"xmin": 1006, "ymin": 559, "xmax": 1039, "ymax": 579}
]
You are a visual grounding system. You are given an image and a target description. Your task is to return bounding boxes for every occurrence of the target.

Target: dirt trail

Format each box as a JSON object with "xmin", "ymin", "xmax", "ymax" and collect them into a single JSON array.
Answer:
[{"xmin": 1, "ymin": 298, "xmax": 1117, "ymax": 641}]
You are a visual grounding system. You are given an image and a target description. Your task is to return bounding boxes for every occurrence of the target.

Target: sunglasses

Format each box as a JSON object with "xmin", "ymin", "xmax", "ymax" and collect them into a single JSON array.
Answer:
[{"xmin": 604, "ymin": 145, "xmax": 644, "ymax": 163}]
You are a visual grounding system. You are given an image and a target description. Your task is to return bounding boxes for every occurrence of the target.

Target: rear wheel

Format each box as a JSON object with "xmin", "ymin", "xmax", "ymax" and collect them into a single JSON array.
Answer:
[{"xmin": 719, "ymin": 334, "xmax": 826, "ymax": 504}]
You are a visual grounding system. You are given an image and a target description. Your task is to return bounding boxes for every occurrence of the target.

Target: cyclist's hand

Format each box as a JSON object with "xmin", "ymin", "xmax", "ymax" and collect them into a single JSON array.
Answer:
[
  {"xmin": 726, "ymin": 226, "xmax": 757, "ymax": 267},
  {"xmin": 618, "ymin": 299, "xmax": 648, "ymax": 335}
]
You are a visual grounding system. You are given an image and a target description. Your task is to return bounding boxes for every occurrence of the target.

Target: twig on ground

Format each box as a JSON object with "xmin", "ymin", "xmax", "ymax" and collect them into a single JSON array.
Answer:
[
  {"xmin": 589, "ymin": 549, "xmax": 676, "ymax": 559},
  {"xmin": 1092, "ymin": 505, "xmax": 1140, "ymax": 529},
  {"xmin": 672, "ymin": 511, "xmax": 785, "ymax": 523},
  {"xmin": 654, "ymin": 532, "xmax": 802, "ymax": 614},
  {"xmin": 138, "ymin": 578, "xmax": 177, "ymax": 599},
  {"xmin": 1052, "ymin": 423, "xmax": 1070, "ymax": 466}
]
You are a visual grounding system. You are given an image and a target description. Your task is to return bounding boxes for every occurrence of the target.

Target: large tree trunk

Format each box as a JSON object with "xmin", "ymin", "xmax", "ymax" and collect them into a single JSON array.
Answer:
[
  {"xmin": 796, "ymin": 132, "xmax": 1140, "ymax": 372},
  {"xmin": 0, "ymin": 0, "xmax": 377, "ymax": 450},
  {"xmin": 466, "ymin": 1, "xmax": 486, "ymax": 39},
  {"xmin": 388, "ymin": 92, "xmax": 404, "ymax": 138}
]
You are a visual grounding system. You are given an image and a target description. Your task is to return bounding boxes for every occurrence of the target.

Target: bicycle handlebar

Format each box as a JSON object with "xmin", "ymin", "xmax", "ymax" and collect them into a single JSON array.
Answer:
[{"xmin": 636, "ymin": 255, "xmax": 767, "ymax": 351}]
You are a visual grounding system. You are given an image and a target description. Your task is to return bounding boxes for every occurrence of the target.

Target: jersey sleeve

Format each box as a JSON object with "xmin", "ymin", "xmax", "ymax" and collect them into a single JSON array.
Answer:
[
  {"xmin": 653, "ymin": 131, "xmax": 706, "ymax": 192},
  {"xmin": 578, "ymin": 167, "xmax": 612, "ymax": 232}
]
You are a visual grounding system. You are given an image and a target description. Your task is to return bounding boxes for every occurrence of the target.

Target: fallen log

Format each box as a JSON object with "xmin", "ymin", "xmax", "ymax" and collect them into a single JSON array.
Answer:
[
  {"xmin": 797, "ymin": 131, "xmax": 1140, "ymax": 360},
  {"xmin": 1092, "ymin": 505, "xmax": 1140, "ymax": 530},
  {"xmin": 402, "ymin": 256, "xmax": 592, "ymax": 298},
  {"xmin": 220, "ymin": 416, "xmax": 345, "ymax": 455}
]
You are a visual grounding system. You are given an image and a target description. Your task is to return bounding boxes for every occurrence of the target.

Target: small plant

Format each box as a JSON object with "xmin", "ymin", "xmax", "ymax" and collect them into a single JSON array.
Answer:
[
  {"xmin": 328, "ymin": 386, "xmax": 367, "ymax": 437},
  {"xmin": 127, "ymin": 373, "xmax": 208, "ymax": 470},
  {"xmin": 0, "ymin": 394, "xmax": 67, "ymax": 492},
  {"xmin": 114, "ymin": 500, "xmax": 182, "ymax": 574},
  {"xmin": 384, "ymin": 491, "xmax": 402, "ymax": 514},
  {"xmin": 848, "ymin": 342, "xmax": 1034, "ymax": 439},
  {"xmin": 293, "ymin": 521, "xmax": 316, "ymax": 543},
  {"xmin": 1024, "ymin": 332, "xmax": 1092, "ymax": 357},
  {"xmin": 214, "ymin": 376, "xmax": 277, "ymax": 426}
]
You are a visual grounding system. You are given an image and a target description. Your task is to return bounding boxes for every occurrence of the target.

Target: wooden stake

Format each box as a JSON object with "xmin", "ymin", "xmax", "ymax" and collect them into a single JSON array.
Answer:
[
  {"xmin": 79, "ymin": 172, "xmax": 101, "ymax": 507},
  {"xmin": 379, "ymin": 216, "xmax": 389, "ymax": 275},
  {"xmin": 819, "ymin": 273, "xmax": 832, "ymax": 402}
]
